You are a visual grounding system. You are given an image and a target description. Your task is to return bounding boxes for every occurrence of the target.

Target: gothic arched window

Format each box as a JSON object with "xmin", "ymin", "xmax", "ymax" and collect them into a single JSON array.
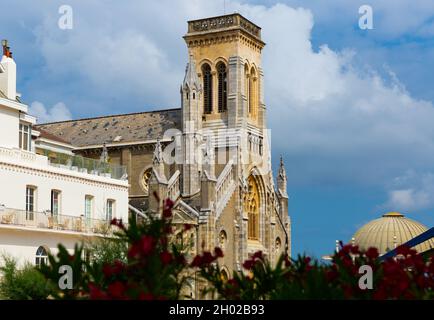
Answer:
[
  {"xmin": 217, "ymin": 62, "xmax": 227, "ymax": 112},
  {"xmin": 245, "ymin": 64, "xmax": 250, "ymax": 112},
  {"xmin": 141, "ymin": 168, "xmax": 153, "ymax": 196},
  {"xmin": 202, "ymin": 63, "xmax": 213, "ymax": 114},
  {"xmin": 246, "ymin": 175, "xmax": 260, "ymax": 240},
  {"xmin": 249, "ymin": 67, "xmax": 257, "ymax": 118}
]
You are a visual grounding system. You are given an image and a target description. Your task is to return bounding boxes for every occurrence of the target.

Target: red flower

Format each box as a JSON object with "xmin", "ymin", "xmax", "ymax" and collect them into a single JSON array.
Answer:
[
  {"xmin": 365, "ymin": 247, "xmax": 379, "ymax": 260},
  {"xmin": 107, "ymin": 281, "xmax": 126, "ymax": 299},
  {"xmin": 139, "ymin": 292, "xmax": 154, "ymax": 300},
  {"xmin": 110, "ymin": 218, "xmax": 126, "ymax": 231},
  {"xmin": 252, "ymin": 251, "xmax": 264, "ymax": 260},
  {"xmin": 214, "ymin": 247, "xmax": 224, "ymax": 258},
  {"xmin": 89, "ymin": 283, "xmax": 108, "ymax": 300},
  {"xmin": 140, "ymin": 235, "xmax": 156, "ymax": 256},
  {"xmin": 243, "ymin": 259, "xmax": 255, "ymax": 270},
  {"xmin": 326, "ymin": 268, "xmax": 339, "ymax": 282},
  {"xmin": 191, "ymin": 255, "xmax": 202, "ymax": 268},
  {"xmin": 350, "ymin": 245, "xmax": 360, "ymax": 255},
  {"xmin": 160, "ymin": 251, "xmax": 173, "ymax": 265},
  {"xmin": 396, "ymin": 245, "xmax": 412, "ymax": 256},
  {"xmin": 163, "ymin": 198, "xmax": 174, "ymax": 218},
  {"xmin": 102, "ymin": 260, "xmax": 125, "ymax": 278},
  {"xmin": 202, "ymin": 252, "xmax": 215, "ymax": 265}
]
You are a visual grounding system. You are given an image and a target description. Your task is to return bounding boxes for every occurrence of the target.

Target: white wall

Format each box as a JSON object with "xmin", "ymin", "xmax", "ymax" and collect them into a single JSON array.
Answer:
[
  {"xmin": 0, "ymin": 228, "xmax": 86, "ymax": 267},
  {"xmin": 0, "ymin": 161, "xmax": 129, "ymax": 221},
  {"xmin": 0, "ymin": 107, "xmax": 19, "ymax": 149}
]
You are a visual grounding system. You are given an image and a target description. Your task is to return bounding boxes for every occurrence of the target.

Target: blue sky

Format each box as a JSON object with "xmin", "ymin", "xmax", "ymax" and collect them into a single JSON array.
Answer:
[{"xmin": 2, "ymin": 0, "xmax": 434, "ymax": 257}]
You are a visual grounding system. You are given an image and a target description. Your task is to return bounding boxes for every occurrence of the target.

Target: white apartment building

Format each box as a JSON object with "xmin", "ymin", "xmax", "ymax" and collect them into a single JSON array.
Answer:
[{"xmin": 0, "ymin": 40, "xmax": 129, "ymax": 266}]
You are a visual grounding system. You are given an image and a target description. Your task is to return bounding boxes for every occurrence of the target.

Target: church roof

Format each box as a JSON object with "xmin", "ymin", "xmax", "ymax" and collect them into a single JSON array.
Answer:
[
  {"xmin": 352, "ymin": 212, "xmax": 434, "ymax": 255},
  {"xmin": 35, "ymin": 108, "xmax": 181, "ymax": 148},
  {"xmin": 36, "ymin": 127, "xmax": 72, "ymax": 145}
]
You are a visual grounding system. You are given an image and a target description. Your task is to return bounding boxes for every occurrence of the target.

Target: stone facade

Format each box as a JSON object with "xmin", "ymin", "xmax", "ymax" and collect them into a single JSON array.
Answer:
[{"xmin": 36, "ymin": 13, "xmax": 291, "ymax": 298}]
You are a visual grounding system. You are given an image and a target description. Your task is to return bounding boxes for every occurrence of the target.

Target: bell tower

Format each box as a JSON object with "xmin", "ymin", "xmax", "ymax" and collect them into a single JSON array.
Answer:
[{"xmin": 183, "ymin": 14, "xmax": 266, "ymax": 130}]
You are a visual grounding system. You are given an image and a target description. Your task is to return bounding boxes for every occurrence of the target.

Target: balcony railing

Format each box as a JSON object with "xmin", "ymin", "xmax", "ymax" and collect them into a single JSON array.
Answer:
[
  {"xmin": 47, "ymin": 154, "xmax": 127, "ymax": 180},
  {"xmin": 0, "ymin": 147, "xmax": 127, "ymax": 181},
  {"xmin": 0, "ymin": 207, "xmax": 115, "ymax": 235}
]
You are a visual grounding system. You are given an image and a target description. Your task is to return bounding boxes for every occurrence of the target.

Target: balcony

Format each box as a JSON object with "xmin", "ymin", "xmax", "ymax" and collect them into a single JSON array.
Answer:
[
  {"xmin": 47, "ymin": 153, "xmax": 127, "ymax": 180},
  {"xmin": 0, "ymin": 146, "xmax": 127, "ymax": 181},
  {"xmin": 0, "ymin": 207, "xmax": 116, "ymax": 235}
]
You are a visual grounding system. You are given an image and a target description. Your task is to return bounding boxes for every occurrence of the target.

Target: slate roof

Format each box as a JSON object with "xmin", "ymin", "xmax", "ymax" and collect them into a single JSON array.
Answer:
[
  {"xmin": 35, "ymin": 108, "xmax": 182, "ymax": 148},
  {"xmin": 36, "ymin": 128, "xmax": 72, "ymax": 145}
]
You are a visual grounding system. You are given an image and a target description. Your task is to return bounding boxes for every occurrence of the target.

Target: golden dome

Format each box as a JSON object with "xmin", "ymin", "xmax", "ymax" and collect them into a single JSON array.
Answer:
[{"xmin": 352, "ymin": 212, "xmax": 434, "ymax": 255}]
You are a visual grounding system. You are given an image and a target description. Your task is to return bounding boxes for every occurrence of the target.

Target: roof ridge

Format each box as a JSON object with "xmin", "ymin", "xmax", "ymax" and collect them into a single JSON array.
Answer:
[{"xmin": 35, "ymin": 107, "xmax": 181, "ymax": 126}]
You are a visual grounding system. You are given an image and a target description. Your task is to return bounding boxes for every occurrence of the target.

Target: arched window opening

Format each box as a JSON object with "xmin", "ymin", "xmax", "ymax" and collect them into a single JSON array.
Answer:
[
  {"xmin": 221, "ymin": 269, "xmax": 229, "ymax": 282},
  {"xmin": 217, "ymin": 62, "xmax": 227, "ymax": 112},
  {"xmin": 247, "ymin": 175, "xmax": 260, "ymax": 240},
  {"xmin": 202, "ymin": 63, "xmax": 213, "ymax": 114},
  {"xmin": 245, "ymin": 64, "xmax": 250, "ymax": 113},
  {"xmin": 249, "ymin": 67, "xmax": 257, "ymax": 118},
  {"xmin": 141, "ymin": 168, "xmax": 153, "ymax": 196},
  {"xmin": 275, "ymin": 237, "xmax": 282, "ymax": 252},
  {"xmin": 35, "ymin": 246, "xmax": 48, "ymax": 267}
]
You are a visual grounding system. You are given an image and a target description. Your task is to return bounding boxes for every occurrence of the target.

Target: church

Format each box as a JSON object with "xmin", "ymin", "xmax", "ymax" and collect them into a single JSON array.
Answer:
[{"xmin": 36, "ymin": 13, "xmax": 291, "ymax": 279}]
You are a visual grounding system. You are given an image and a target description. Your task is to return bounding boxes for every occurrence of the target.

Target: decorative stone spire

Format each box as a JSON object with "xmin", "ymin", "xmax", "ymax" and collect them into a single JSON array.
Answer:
[
  {"xmin": 203, "ymin": 136, "xmax": 215, "ymax": 179},
  {"xmin": 182, "ymin": 54, "xmax": 201, "ymax": 91},
  {"xmin": 153, "ymin": 138, "xmax": 163, "ymax": 165},
  {"xmin": 277, "ymin": 155, "xmax": 287, "ymax": 197},
  {"xmin": 152, "ymin": 138, "xmax": 166, "ymax": 181},
  {"xmin": 100, "ymin": 142, "xmax": 109, "ymax": 163},
  {"xmin": 278, "ymin": 155, "xmax": 286, "ymax": 180}
]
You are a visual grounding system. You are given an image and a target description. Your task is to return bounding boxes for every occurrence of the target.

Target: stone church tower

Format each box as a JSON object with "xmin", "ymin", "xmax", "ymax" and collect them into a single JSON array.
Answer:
[
  {"xmin": 35, "ymin": 13, "xmax": 291, "ymax": 297},
  {"xmin": 176, "ymin": 13, "xmax": 291, "ymax": 272}
]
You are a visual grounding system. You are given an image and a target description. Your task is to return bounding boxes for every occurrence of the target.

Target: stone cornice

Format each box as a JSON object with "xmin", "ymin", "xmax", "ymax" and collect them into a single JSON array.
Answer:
[
  {"xmin": 0, "ymin": 161, "xmax": 128, "ymax": 191},
  {"xmin": 187, "ymin": 14, "xmax": 261, "ymax": 39}
]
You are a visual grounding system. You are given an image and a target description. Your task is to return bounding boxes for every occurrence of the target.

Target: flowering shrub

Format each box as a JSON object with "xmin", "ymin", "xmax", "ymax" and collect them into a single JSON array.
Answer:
[
  {"xmin": 40, "ymin": 197, "xmax": 193, "ymax": 300},
  {"xmin": 194, "ymin": 243, "xmax": 434, "ymax": 300},
  {"xmin": 40, "ymin": 197, "xmax": 434, "ymax": 300}
]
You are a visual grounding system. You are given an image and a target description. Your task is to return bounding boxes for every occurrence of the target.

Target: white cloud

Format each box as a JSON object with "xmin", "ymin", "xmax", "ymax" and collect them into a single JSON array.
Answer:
[
  {"xmin": 10, "ymin": 0, "xmax": 434, "ymax": 210},
  {"xmin": 29, "ymin": 101, "xmax": 72, "ymax": 123},
  {"xmin": 383, "ymin": 171, "xmax": 434, "ymax": 211}
]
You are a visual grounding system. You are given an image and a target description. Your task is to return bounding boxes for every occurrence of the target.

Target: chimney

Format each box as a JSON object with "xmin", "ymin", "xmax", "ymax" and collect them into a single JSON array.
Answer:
[{"xmin": 0, "ymin": 39, "xmax": 17, "ymax": 100}]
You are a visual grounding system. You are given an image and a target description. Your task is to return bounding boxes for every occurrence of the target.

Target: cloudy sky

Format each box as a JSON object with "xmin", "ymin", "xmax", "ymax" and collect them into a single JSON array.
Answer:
[{"xmin": 2, "ymin": 0, "xmax": 434, "ymax": 257}]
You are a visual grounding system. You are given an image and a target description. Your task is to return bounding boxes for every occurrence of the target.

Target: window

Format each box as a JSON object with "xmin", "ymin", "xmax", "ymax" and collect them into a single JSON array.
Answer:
[
  {"xmin": 85, "ymin": 195, "xmax": 93, "ymax": 224},
  {"xmin": 245, "ymin": 64, "xmax": 250, "ymax": 112},
  {"xmin": 51, "ymin": 190, "xmax": 61, "ymax": 216},
  {"xmin": 202, "ymin": 63, "xmax": 213, "ymax": 114},
  {"xmin": 19, "ymin": 123, "xmax": 31, "ymax": 151},
  {"xmin": 275, "ymin": 237, "xmax": 282, "ymax": 251},
  {"xmin": 35, "ymin": 246, "xmax": 48, "ymax": 267},
  {"xmin": 249, "ymin": 67, "xmax": 257, "ymax": 118},
  {"xmin": 106, "ymin": 199, "xmax": 115, "ymax": 221},
  {"xmin": 246, "ymin": 176, "xmax": 260, "ymax": 240},
  {"xmin": 141, "ymin": 168, "xmax": 153, "ymax": 195},
  {"xmin": 26, "ymin": 186, "xmax": 36, "ymax": 220},
  {"xmin": 217, "ymin": 62, "xmax": 227, "ymax": 112}
]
